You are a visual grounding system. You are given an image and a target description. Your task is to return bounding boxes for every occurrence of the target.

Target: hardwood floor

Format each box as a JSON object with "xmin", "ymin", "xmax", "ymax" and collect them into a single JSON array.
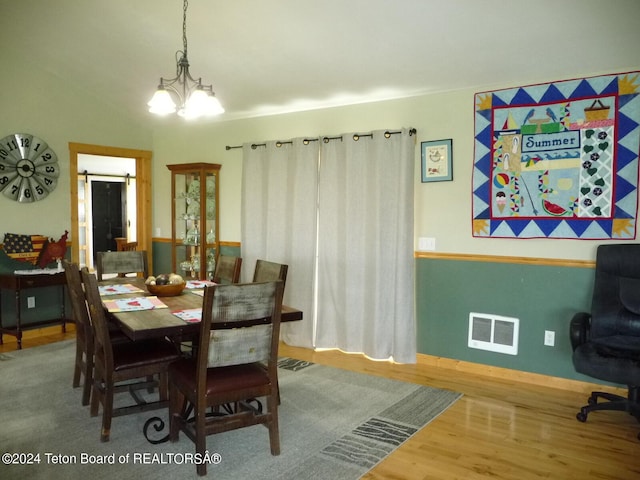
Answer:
[
  {"xmin": 3, "ymin": 328, "xmax": 638, "ymax": 479},
  {"xmin": 280, "ymin": 345, "xmax": 640, "ymax": 480}
]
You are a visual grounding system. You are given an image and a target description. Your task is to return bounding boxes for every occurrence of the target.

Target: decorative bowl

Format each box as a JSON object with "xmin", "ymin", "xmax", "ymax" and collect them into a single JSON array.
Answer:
[{"xmin": 146, "ymin": 282, "xmax": 186, "ymax": 297}]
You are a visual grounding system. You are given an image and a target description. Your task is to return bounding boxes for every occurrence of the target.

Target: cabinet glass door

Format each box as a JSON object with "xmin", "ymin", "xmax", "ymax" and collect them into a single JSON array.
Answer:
[{"xmin": 168, "ymin": 163, "xmax": 220, "ymax": 280}]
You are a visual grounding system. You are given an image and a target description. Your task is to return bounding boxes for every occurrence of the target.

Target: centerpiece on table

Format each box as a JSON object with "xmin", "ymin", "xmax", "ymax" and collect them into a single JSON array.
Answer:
[{"xmin": 145, "ymin": 273, "xmax": 185, "ymax": 296}]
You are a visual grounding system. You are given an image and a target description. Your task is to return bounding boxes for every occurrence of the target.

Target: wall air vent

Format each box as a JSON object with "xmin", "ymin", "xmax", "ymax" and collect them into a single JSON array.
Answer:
[{"xmin": 468, "ymin": 312, "xmax": 519, "ymax": 355}]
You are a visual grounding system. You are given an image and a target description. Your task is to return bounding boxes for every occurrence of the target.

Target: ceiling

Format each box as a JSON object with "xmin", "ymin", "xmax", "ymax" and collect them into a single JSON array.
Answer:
[{"xmin": 2, "ymin": 0, "xmax": 639, "ymax": 124}]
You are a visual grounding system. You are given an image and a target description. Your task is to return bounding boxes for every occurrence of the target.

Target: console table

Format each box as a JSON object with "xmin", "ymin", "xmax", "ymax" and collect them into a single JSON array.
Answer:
[{"xmin": 0, "ymin": 271, "xmax": 70, "ymax": 349}]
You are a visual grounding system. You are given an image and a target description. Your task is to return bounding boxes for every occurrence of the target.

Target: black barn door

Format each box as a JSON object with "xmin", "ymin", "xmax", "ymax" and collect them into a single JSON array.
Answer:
[{"xmin": 91, "ymin": 181, "xmax": 125, "ymax": 261}]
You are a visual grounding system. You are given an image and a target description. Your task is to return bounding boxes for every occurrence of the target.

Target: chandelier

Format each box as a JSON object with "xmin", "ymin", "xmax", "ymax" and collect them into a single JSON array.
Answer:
[{"xmin": 147, "ymin": 0, "xmax": 224, "ymax": 119}]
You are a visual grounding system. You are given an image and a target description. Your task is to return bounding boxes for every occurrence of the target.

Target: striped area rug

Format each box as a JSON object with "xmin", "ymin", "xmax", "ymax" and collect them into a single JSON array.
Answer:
[{"xmin": 0, "ymin": 342, "xmax": 461, "ymax": 479}]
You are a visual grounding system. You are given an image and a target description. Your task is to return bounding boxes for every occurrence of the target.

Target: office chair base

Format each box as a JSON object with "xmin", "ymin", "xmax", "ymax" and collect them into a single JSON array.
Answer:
[{"xmin": 576, "ymin": 387, "xmax": 640, "ymax": 439}]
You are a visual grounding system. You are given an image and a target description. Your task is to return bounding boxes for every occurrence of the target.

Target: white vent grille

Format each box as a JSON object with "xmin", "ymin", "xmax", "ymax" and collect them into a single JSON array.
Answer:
[{"xmin": 468, "ymin": 312, "xmax": 519, "ymax": 355}]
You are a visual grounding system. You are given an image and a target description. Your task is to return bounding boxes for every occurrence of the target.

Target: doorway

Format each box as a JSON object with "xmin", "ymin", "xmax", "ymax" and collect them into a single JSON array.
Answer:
[
  {"xmin": 77, "ymin": 154, "xmax": 137, "ymax": 269},
  {"xmin": 69, "ymin": 143, "xmax": 153, "ymax": 272}
]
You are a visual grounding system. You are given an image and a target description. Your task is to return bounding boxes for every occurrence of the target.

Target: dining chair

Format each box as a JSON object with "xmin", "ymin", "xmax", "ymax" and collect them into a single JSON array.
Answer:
[
  {"xmin": 81, "ymin": 268, "xmax": 182, "ymax": 442},
  {"xmin": 212, "ymin": 255, "xmax": 242, "ymax": 284},
  {"xmin": 95, "ymin": 250, "xmax": 148, "ymax": 281},
  {"xmin": 115, "ymin": 238, "xmax": 138, "ymax": 251},
  {"xmin": 64, "ymin": 260, "xmax": 132, "ymax": 406},
  {"xmin": 252, "ymin": 260, "xmax": 288, "ymax": 405},
  {"xmin": 252, "ymin": 259, "xmax": 288, "ymax": 289},
  {"xmin": 168, "ymin": 281, "xmax": 284, "ymax": 476},
  {"xmin": 64, "ymin": 260, "xmax": 96, "ymax": 406}
]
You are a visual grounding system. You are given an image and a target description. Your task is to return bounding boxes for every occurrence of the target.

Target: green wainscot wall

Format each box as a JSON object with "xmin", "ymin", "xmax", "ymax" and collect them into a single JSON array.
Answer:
[
  {"xmin": 152, "ymin": 241, "xmax": 241, "ymax": 278},
  {"xmin": 416, "ymin": 256, "xmax": 597, "ymax": 383},
  {"xmin": 0, "ymin": 249, "xmax": 71, "ymax": 330}
]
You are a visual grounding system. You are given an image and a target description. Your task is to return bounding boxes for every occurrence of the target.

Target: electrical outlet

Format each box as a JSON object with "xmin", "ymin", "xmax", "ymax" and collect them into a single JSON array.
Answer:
[
  {"xmin": 27, "ymin": 296, "xmax": 36, "ymax": 309},
  {"xmin": 544, "ymin": 330, "xmax": 555, "ymax": 347},
  {"xmin": 418, "ymin": 237, "xmax": 436, "ymax": 251}
]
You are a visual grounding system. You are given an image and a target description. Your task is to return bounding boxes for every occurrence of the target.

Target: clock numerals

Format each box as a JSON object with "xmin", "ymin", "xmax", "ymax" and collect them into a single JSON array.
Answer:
[
  {"xmin": 10, "ymin": 177, "xmax": 47, "ymax": 203},
  {"xmin": 27, "ymin": 177, "xmax": 51, "ymax": 202},
  {"xmin": 32, "ymin": 147, "xmax": 58, "ymax": 166},
  {"xmin": 2, "ymin": 174, "xmax": 24, "ymax": 201},
  {"xmin": 20, "ymin": 182, "xmax": 33, "ymax": 202},
  {"xmin": 0, "ymin": 133, "xmax": 58, "ymax": 202},
  {"xmin": 35, "ymin": 162, "xmax": 60, "ymax": 179},
  {"xmin": 0, "ymin": 147, "xmax": 18, "ymax": 165},
  {"xmin": 0, "ymin": 169, "xmax": 18, "ymax": 186},
  {"xmin": 4, "ymin": 133, "xmax": 33, "ymax": 163}
]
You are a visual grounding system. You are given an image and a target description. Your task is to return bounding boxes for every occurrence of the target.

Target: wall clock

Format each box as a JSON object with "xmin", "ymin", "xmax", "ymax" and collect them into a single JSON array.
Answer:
[{"xmin": 0, "ymin": 133, "xmax": 59, "ymax": 202}]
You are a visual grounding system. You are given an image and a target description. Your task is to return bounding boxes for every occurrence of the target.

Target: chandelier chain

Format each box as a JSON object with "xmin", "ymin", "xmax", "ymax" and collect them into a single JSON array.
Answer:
[
  {"xmin": 182, "ymin": 0, "xmax": 188, "ymax": 57},
  {"xmin": 147, "ymin": 0, "xmax": 224, "ymax": 117}
]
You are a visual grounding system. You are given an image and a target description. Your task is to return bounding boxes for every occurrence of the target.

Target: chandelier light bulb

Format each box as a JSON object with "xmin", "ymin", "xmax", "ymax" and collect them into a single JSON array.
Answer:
[
  {"xmin": 148, "ymin": 87, "xmax": 177, "ymax": 115},
  {"xmin": 204, "ymin": 94, "xmax": 225, "ymax": 116},
  {"xmin": 184, "ymin": 87, "xmax": 209, "ymax": 117}
]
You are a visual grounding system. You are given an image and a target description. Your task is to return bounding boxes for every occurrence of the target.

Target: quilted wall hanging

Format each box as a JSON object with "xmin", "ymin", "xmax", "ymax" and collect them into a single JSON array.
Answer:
[{"xmin": 473, "ymin": 71, "xmax": 640, "ymax": 239}]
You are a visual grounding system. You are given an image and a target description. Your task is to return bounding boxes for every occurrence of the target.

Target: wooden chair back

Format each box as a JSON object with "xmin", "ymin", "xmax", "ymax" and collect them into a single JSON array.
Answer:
[
  {"xmin": 115, "ymin": 238, "xmax": 138, "ymax": 251},
  {"xmin": 212, "ymin": 255, "xmax": 242, "ymax": 284},
  {"xmin": 252, "ymin": 259, "xmax": 288, "ymax": 289},
  {"xmin": 81, "ymin": 268, "xmax": 114, "ymax": 380},
  {"xmin": 63, "ymin": 259, "xmax": 94, "ymax": 406},
  {"xmin": 200, "ymin": 281, "xmax": 284, "ymax": 369},
  {"xmin": 95, "ymin": 250, "xmax": 148, "ymax": 281}
]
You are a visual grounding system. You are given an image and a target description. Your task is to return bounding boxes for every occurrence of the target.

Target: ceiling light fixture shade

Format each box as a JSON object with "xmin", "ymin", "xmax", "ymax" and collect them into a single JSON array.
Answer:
[
  {"xmin": 148, "ymin": 86, "xmax": 176, "ymax": 115},
  {"xmin": 147, "ymin": 0, "xmax": 224, "ymax": 119}
]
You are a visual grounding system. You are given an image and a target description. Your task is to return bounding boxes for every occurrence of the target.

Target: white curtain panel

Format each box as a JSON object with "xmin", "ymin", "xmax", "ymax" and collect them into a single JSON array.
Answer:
[
  {"xmin": 241, "ymin": 139, "xmax": 319, "ymax": 348},
  {"xmin": 314, "ymin": 129, "xmax": 416, "ymax": 363},
  {"xmin": 241, "ymin": 129, "xmax": 416, "ymax": 362}
]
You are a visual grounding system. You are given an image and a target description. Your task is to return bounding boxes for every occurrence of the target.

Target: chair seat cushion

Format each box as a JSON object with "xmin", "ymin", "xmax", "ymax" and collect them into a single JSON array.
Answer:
[
  {"xmin": 112, "ymin": 339, "xmax": 180, "ymax": 372},
  {"xmin": 169, "ymin": 359, "xmax": 270, "ymax": 396},
  {"xmin": 592, "ymin": 335, "xmax": 640, "ymax": 361},
  {"xmin": 573, "ymin": 337, "xmax": 640, "ymax": 385}
]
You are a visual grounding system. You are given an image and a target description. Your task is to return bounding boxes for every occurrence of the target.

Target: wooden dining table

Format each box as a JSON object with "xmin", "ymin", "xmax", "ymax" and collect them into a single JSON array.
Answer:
[{"xmin": 98, "ymin": 277, "xmax": 303, "ymax": 342}]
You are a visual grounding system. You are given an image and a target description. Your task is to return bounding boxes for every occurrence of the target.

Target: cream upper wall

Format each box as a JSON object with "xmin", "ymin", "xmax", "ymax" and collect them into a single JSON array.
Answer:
[
  {"xmin": 151, "ymin": 71, "xmax": 639, "ymax": 262},
  {"xmin": 2, "ymin": 41, "xmax": 637, "ymax": 263},
  {"xmin": 0, "ymin": 53, "xmax": 152, "ymax": 238}
]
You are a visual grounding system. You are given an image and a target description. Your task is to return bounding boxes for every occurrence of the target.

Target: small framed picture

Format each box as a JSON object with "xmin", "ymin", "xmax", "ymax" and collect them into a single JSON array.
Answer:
[{"xmin": 421, "ymin": 139, "xmax": 453, "ymax": 182}]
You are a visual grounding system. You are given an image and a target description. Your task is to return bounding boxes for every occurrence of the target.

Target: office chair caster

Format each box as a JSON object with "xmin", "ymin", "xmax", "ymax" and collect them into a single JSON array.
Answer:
[{"xmin": 576, "ymin": 408, "xmax": 588, "ymax": 422}]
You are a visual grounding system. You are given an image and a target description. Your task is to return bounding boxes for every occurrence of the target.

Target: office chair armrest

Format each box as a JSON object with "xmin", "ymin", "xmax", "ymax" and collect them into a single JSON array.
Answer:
[{"xmin": 570, "ymin": 312, "xmax": 591, "ymax": 351}]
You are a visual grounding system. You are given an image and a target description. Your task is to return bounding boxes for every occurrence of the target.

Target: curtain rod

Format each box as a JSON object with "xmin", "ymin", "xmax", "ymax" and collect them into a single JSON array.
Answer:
[{"xmin": 225, "ymin": 128, "xmax": 416, "ymax": 150}]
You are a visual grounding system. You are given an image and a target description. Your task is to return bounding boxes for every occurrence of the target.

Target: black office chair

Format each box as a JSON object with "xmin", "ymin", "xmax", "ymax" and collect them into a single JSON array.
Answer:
[{"xmin": 570, "ymin": 244, "xmax": 640, "ymax": 439}]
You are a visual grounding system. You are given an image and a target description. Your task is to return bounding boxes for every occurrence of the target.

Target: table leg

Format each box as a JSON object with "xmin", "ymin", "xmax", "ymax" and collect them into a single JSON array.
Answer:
[
  {"xmin": 0, "ymin": 290, "xmax": 3, "ymax": 345},
  {"xmin": 60, "ymin": 284, "xmax": 67, "ymax": 333},
  {"xmin": 15, "ymin": 289, "xmax": 22, "ymax": 349}
]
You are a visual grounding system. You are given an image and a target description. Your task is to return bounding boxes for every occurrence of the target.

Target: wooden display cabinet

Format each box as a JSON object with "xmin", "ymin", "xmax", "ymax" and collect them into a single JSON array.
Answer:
[{"xmin": 167, "ymin": 163, "xmax": 220, "ymax": 280}]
